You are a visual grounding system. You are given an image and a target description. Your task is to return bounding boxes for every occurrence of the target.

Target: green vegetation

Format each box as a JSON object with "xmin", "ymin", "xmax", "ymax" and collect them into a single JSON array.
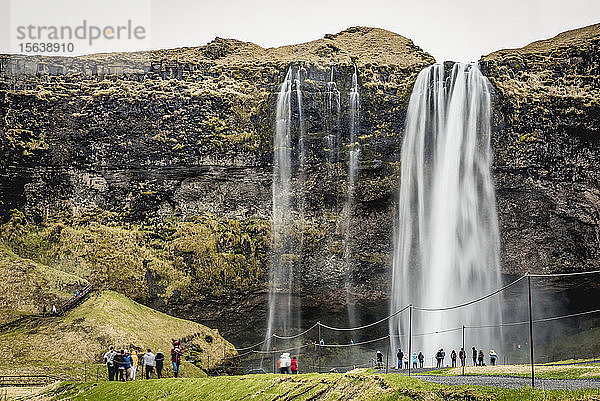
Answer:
[
  {"xmin": 0, "ymin": 209, "xmax": 270, "ymax": 319},
  {"xmin": 0, "ymin": 290, "xmax": 236, "ymax": 378},
  {"xmin": 32, "ymin": 371, "xmax": 600, "ymax": 401}
]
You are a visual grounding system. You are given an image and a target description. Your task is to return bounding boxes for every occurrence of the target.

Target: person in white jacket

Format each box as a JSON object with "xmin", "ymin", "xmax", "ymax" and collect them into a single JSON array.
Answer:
[
  {"xmin": 278, "ymin": 353, "xmax": 292, "ymax": 374},
  {"xmin": 143, "ymin": 349, "xmax": 156, "ymax": 379}
]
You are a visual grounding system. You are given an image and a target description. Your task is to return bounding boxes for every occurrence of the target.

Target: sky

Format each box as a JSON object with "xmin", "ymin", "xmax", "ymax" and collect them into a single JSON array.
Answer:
[{"xmin": 1, "ymin": 0, "xmax": 599, "ymax": 61}]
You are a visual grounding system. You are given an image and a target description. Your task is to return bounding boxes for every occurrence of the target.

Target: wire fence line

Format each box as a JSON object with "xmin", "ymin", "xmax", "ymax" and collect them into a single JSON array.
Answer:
[
  {"xmin": 321, "ymin": 335, "xmax": 389, "ymax": 348},
  {"xmin": 466, "ymin": 307, "xmax": 600, "ymax": 329},
  {"xmin": 320, "ymin": 304, "xmax": 412, "ymax": 332},
  {"xmin": 226, "ymin": 269, "xmax": 600, "ymax": 356},
  {"xmin": 528, "ymin": 269, "xmax": 600, "ymax": 278},
  {"xmin": 413, "ymin": 274, "xmax": 527, "ymax": 312},
  {"xmin": 273, "ymin": 323, "xmax": 319, "ymax": 340}
]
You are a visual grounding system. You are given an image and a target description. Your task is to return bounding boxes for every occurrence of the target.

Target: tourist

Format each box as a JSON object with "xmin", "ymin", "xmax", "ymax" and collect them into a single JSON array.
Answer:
[
  {"xmin": 156, "ymin": 350, "xmax": 165, "ymax": 379},
  {"xmin": 320, "ymin": 339, "xmax": 325, "ymax": 346},
  {"xmin": 450, "ymin": 350, "xmax": 457, "ymax": 368},
  {"xmin": 489, "ymin": 349, "xmax": 497, "ymax": 366},
  {"xmin": 440, "ymin": 348, "xmax": 445, "ymax": 366},
  {"xmin": 418, "ymin": 352, "xmax": 424, "ymax": 368},
  {"xmin": 376, "ymin": 351, "xmax": 383, "ymax": 369},
  {"xmin": 435, "ymin": 349, "xmax": 442, "ymax": 368},
  {"xmin": 478, "ymin": 349, "xmax": 484, "ymax": 366},
  {"xmin": 51, "ymin": 305, "xmax": 57, "ymax": 315},
  {"xmin": 472, "ymin": 347, "xmax": 477, "ymax": 366},
  {"xmin": 278, "ymin": 353, "xmax": 290, "ymax": 374},
  {"xmin": 143, "ymin": 349, "xmax": 156, "ymax": 379},
  {"xmin": 291, "ymin": 356, "xmax": 298, "ymax": 374},
  {"xmin": 124, "ymin": 350, "xmax": 132, "ymax": 381},
  {"xmin": 114, "ymin": 350, "xmax": 126, "ymax": 382},
  {"xmin": 171, "ymin": 341, "xmax": 183, "ymax": 377},
  {"xmin": 350, "ymin": 339, "xmax": 354, "ymax": 345},
  {"xmin": 412, "ymin": 352, "xmax": 417, "ymax": 369},
  {"xmin": 130, "ymin": 351, "xmax": 138, "ymax": 380},
  {"xmin": 397, "ymin": 349, "xmax": 404, "ymax": 369},
  {"xmin": 459, "ymin": 347, "xmax": 466, "ymax": 367},
  {"xmin": 75, "ymin": 288, "xmax": 79, "ymax": 298},
  {"xmin": 103, "ymin": 346, "xmax": 116, "ymax": 381}
]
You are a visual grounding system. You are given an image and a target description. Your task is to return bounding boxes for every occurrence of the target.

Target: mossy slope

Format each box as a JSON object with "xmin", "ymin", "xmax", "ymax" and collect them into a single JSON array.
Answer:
[{"xmin": 0, "ymin": 290, "xmax": 236, "ymax": 374}]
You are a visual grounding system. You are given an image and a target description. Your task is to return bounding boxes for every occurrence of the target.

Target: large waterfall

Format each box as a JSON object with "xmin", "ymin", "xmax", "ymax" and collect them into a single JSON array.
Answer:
[
  {"xmin": 344, "ymin": 65, "xmax": 361, "ymax": 329},
  {"xmin": 389, "ymin": 63, "xmax": 502, "ymax": 363},
  {"xmin": 266, "ymin": 67, "xmax": 300, "ymax": 348}
]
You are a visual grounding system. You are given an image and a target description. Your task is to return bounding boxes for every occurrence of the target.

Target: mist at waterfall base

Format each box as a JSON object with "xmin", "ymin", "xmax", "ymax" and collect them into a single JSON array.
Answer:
[{"xmin": 388, "ymin": 63, "xmax": 503, "ymax": 365}]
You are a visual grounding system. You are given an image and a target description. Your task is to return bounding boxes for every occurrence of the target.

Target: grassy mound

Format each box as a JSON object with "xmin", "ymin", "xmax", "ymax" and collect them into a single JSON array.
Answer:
[
  {"xmin": 35, "ymin": 371, "xmax": 600, "ymax": 401},
  {"xmin": 0, "ymin": 290, "xmax": 237, "ymax": 378}
]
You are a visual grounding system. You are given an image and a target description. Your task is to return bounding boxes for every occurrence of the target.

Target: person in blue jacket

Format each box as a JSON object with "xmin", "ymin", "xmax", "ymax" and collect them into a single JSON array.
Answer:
[{"xmin": 124, "ymin": 350, "xmax": 133, "ymax": 381}]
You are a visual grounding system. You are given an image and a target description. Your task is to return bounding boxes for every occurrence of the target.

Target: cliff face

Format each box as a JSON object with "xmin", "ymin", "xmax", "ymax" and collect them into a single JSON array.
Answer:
[
  {"xmin": 0, "ymin": 27, "xmax": 434, "ymax": 343},
  {"xmin": 1, "ymin": 24, "xmax": 599, "ymax": 346},
  {"xmin": 482, "ymin": 23, "xmax": 600, "ymax": 275}
]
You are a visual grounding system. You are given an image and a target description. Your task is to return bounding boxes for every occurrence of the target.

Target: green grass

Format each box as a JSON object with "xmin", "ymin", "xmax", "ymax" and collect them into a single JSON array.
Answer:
[
  {"xmin": 35, "ymin": 372, "xmax": 600, "ymax": 401},
  {"xmin": 0, "ymin": 291, "xmax": 236, "ymax": 378}
]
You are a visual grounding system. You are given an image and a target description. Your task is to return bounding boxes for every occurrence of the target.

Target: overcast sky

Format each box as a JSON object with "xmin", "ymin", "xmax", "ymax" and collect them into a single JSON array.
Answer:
[
  {"xmin": 150, "ymin": 0, "xmax": 599, "ymax": 62},
  {"xmin": 2, "ymin": 0, "xmax": 599, "ymax": 61}
]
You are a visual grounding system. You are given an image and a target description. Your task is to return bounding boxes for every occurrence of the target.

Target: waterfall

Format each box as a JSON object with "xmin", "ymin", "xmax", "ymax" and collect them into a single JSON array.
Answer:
[
  {"xmin": 389, "ymin": 63, "xmax": 502, "ymax": 364},
  {"xmin": 265, "ymin": 67, "xmax": 299, "ymax": 350},
  {"xmin": 344, "ymin": 65, "xmax": 361, "ymax": 329},
  {"xmin": 325, "ymin": 67, "xmax": 341, "ymax": 160}
]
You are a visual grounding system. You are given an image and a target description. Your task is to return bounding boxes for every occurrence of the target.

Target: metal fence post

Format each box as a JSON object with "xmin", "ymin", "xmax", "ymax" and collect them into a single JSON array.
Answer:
[
  {"xmin": 408, "ymin": 304, "xmax": 413, "ymax": 377},
  {"xmin": 528, "ymin": 273, "xmax": 535, "ymax": 388},
  {"xmin": 385, "ymin": 335, "xmax": 390, "ymax": 374},
  {"xmin": 462, "ymin": 325, "xmax": 465, "ymax": 376},
  {"xmin": 272, "ymin": 334, "xmax": 276, "ymax": 374},
  {"xmin": 318, "ymin": 322, "xmax": 321, "ymax": 374}
]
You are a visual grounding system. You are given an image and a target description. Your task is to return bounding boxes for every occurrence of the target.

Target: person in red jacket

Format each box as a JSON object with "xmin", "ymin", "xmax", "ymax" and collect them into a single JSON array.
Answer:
[
  {"xmin": 290, "ymin": 356, "xmax": 298, "ymax": 374},
  {"xmin": 171, "ymin": 341, "xmax": 183, "ymax": 377}
]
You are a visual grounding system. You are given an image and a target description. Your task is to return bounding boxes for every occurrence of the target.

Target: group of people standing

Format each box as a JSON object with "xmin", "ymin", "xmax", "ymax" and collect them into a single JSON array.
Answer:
[
  {"xmin": 472, "ymin": 347, "xmax": 498, "ymax": 366},
  {"xmin": 103, "ymin": 340, "xmax": 184, "ymax": 381},
  {"xmin": 395, "ymin": 347, "xmax": 498, "ymax": 369},
  {"xmin": 394, "ymin": 349, "xmax": 425, "ymax": 369}
]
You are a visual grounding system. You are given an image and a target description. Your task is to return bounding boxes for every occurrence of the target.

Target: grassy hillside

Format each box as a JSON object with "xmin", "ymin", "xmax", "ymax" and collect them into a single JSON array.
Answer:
[
  {"xmin": 32, "ymin": 372, "xmax": 600, "ymax": 401},
  {"xmin": 0, "ymin": 290, "xmax": 237, "ymax": 378}
]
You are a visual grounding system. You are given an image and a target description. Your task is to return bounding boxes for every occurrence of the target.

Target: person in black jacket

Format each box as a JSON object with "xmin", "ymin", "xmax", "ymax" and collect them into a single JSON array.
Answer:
[
  {"xmin": 450, "ymin": 349, "xmax": 457, "ymax": 368},
  {"xmin": 155, "ymin": 350, "xmax": 165, "ymax": 379},
  {"xmin": 113, "ymin": 350, "xmax": 126, "ymax": 382},
  {"xmin": 472, "ymin": 347, "xmax": 477, "ymax": 366},
  {"xmin": 396, "ymin": 349, "xmax": 404, "ymax": 369},
  {"xmin": 459, "ymin": 347, "xmax": 466, "ymax": 367}
]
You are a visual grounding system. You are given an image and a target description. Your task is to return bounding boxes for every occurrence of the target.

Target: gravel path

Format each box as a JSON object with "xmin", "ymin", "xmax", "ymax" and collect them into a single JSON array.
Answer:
[{"xmin": 413, "ymin": 374, "xmax": 600, "ymax": 390}]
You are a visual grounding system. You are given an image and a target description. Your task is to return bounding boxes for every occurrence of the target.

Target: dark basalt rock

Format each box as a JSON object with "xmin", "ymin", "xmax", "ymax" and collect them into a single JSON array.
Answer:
[{"xmin": 482, "ymin": 23, "xmax": 600, "ymax": 276}]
